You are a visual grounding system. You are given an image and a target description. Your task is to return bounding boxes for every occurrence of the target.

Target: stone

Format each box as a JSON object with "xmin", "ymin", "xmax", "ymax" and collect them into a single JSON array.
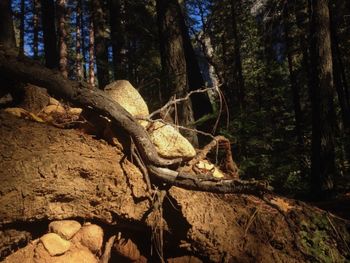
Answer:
[
  {"xmin": 195, "ymin": 160, "xmax": 224, "ymax": 178},
  {"xmin": 67, "ymin": 107, "xmax": 83, "ymax": 115},
  {"xmin": 55, "ymin": 247, "xmax": 98, "ymax": 263},
  {"xmin": 49, "ymin": 220, "xmax": 82, "ymax": 240},
  {"xmin": 42, "ymin": 104, "xmax": 66, "ymax": 115},
  {"xmin": 74, "ymin": 224, "xmax": 103, "ymax": 254},
  {"xmin": 49, "ymin": 97, "xmax": 61, "ymax": 106},
  {"xmin": 40, "ymin": 233, "xmax": 71, "ymax": 256},
  {"xmin": 147, "ymin": 121, "xmax": 196, "ymax": 159},
  {"xmin": 104, "ymin": 80, "xmax": 149, "ymax": 118}
]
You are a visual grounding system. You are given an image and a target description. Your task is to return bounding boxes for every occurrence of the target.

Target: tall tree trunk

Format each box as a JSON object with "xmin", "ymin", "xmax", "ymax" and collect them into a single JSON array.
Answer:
[
  {"xmin": 80, "ymin": 0, "xmax": 87, "ymax": 80},
  {"xmin": 0, "ymin": 0, "xmax": 16, "ymax": 48},
  {"xmin": 76, "ymin": 0, "xmax": 84, "ymax": 81},
  {"xmin": 156, "ymin": 0, "xmax": 198, "ymax": 146},
  {"xmin": 283, "ymin": 2, "xmax": 304, "ymax": 149},
  {"xmin": 178, "ymin": 5, "xmax": 213, "ymax": 121},
  {"xmin": 310, "ymin": 0, "xmax": 336, "ymax": 196},
  {"xmin": 109, "ymin": 0, "xmax": 125, "ymax": 80},
  {"xmin": 295, "ymin": 0, "xmax": 313, "ymax": 101},
  {"xmin": 41, "ymin": 0, "xmax": 59, "ymax": 69},
  {"xmin": 57, "ymin": 0, "xmax": 68, "ymax": 78},
  {"xmin": 88, "ymin": 19, "xmax": 95, "ymax": 87},
  {"xmin": 329, "ymin": 6, "xmax": 350, "ymax": 129},
  {"xmin": 329, "ymin": 3, "xmax": 350, "ymax": 168},
  {"xmin": 91, "ymin": 0, "xmax": 110, "ymax": 89},
  {"xmin": 19, "ymin": 0, "xmax": 25, "ymax": 55},
  {"xmin": 32, "ymin": 0, "xmax": 40, "ymax": 59},
  {"xmin": 230, "ymin": 0, "xmax": 245, "ymax": 110}
]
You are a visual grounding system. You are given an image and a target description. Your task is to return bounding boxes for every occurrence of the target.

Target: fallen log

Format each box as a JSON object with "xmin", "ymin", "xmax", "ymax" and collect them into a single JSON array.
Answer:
[{"xmin": 0, "ymin": 48, "xmax": 270, "ymax": 195}]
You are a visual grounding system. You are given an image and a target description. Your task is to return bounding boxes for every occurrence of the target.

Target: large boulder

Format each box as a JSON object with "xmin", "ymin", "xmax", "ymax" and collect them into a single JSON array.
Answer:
[
  {"xmin": 104, "ymin": 80, "xmax": 149, "ymax": 118},
  {"xmin": 147, "ymin": 121, "xmax": 196, "ymax": 159},
  {"xmin": 104, "ymin": 80, "xmax": 196, "ymax": 159}
]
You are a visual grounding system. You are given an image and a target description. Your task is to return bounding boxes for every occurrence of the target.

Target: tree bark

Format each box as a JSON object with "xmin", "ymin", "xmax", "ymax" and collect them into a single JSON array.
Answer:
[
  {"xmin": 0, "ymin": 112, "xmax": 349, "ymax": 262},
  {"xmin": 91, "ymin": 0, "xmax": 110, "ymax": 89},
  {"xmin": 76, "ymin": 0, "xmax": 84, "ymax": 81},
  {"xmin": 88, "ymin": 18, "xmax": 95, "ymax": 87},
  {"xmin": 57, "ymin": 0, "xmax": 68, "ymax": 78},
  {"xmin": 283, "ymin": 2, "xmax": 304, "ymax": 149},
  {"xmin": 156, "ymin": 0, "xmax": 198, "ymax": 146},
  {"xmin": 109, "ymin": 0, "xmax": 125, "ymax": 80},
  {"xmin": 179, "ymin": 5, "xmax": 213, "ymax": 121},
  {"xmin": 32, "ymin": 0, "xmax": 40, "ymax": 60},
  {"xmin": 230, "ymin": 0, "xmax": 245, "ymax": 110},
  {"xmin": 310, "ymin": 0, "xmax": 336, "ymax": 196},
  {"xmin": 19, "ymin": 0, "xmax": 25, "ymax": 56},
  {"xmin": 0, "ymin": 0, "xmax": 16, "ymax": 48},
  {"xmin": 41, "ymin": 0, "xmax": 59, "ymax": 69}
]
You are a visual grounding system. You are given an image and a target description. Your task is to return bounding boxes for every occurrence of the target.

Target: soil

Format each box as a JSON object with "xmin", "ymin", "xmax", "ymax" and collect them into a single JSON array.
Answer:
[{"xmin": 0, "ymin": 112, "xmax": 349, "ymax": 262}]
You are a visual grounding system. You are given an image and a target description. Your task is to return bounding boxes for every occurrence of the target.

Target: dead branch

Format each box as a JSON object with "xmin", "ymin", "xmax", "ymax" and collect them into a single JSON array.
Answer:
[{"xmin": 0, "ymin": 49, "xmax": 271, "ymax": 195}]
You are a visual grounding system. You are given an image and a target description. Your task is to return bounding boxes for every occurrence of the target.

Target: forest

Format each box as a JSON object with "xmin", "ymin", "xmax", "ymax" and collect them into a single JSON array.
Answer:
[{"xmin": 0, "ymin": 0, "xmax": 349, "ymax": 262}]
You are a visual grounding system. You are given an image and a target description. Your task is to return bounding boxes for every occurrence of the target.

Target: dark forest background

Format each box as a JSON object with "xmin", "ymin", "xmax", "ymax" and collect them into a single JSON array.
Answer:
[{"xmin": 4, "ymin": 0, "xmax": 350, "ymax": 200}]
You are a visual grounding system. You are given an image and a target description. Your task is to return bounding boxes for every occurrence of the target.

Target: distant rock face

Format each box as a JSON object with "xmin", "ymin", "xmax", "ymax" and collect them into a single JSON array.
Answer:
[
  {"xmin": 104, "ymin": 80, "xmax": 149, "ymax": 118},
  {"xmin": 147, "ymin": 121, "xmax": 196, "ymax": 159}
]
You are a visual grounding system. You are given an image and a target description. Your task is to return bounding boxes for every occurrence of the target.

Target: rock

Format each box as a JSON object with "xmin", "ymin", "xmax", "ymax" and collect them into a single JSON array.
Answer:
[
  {"xmin": 67, "ymin": 107, "xmax": 82, "ymax": 115},
  {"xmin": 40, "ymin": 233, "xmax": 71, "ymax": 256},
  {"xmin": 55, "ymin": 247, "xmax": 98, "ymax": 263},
  {"xmin": 195, "ymin": 160, "xmax": 224, "ymax": 178},
  {"xmin": 49, "ymin": 97, "xmax": 61, "ymax": 106},
  {"xmin": 73, "ymin": 224, "xmax": 103, "ymax": 254},
  {"xmin": 49, "ymin": 220, "xmax": 82, "ymax": 240},
  {"xmin": 104, "ymin": 80, "xmax": 149, "ymax": 118},
  {"xmin": 42, "ymin": 104, "xmax": 66, "ymax": 115},
  {"xmin": 147, "ymin": 121, "xmax": 196, "ymax": 159}
]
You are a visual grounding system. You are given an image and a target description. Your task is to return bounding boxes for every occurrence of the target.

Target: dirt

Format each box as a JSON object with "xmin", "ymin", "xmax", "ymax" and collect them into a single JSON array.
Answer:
[{"xmin": 0, "ymin": 112, "xmax": 349, "ymax": 262}]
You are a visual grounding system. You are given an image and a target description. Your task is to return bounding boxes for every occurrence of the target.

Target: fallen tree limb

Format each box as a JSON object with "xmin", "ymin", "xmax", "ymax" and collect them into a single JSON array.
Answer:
[
  {"xmin": 0, "ymin": 49, "xmax": 179, "ymax": 167},
  {"xmin": 0, "ymin": 48, "xmax": 271, "ymax": 195},
  {"xmin": 148, "ymin": 165, "xmax": 271, "ymax": 194}
]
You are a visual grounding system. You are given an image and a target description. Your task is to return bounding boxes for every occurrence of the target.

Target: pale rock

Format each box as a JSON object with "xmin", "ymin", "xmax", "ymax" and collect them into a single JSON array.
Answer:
[
  {"xmin": 55, "ymin": 247, "xmax": 98, "ymax": 263},
  {"xmin": 147, "ymin": 121, "xmax": 196, "ymax": 159},
  {"xmin": 43, "ymin": 104, "xmax": 66, "ymax": 115},
  {"xmin": 49, "ymin": 220, "xmax": 82, "ymax": 240},
  {"xmin": 49, "ymin": 97, "xmax": 61, "ymax": 106},
  {"xmin": 40, "ymin": 233, "xmax": 71, "ymax": 256},
  {"xmin": 195, "ymin": 160, "xmax": 225, "ymax": 178},
  {"xmin": 74, "ymin": 224, "xmax": 104, "ymax": 254},
  {"xmin": 67, "ymin": 107, "xmax": 83, "ymax": 115},
  {"xmin": 104, "ymin": 80, "xmax": 149, "ymax": 118}
]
